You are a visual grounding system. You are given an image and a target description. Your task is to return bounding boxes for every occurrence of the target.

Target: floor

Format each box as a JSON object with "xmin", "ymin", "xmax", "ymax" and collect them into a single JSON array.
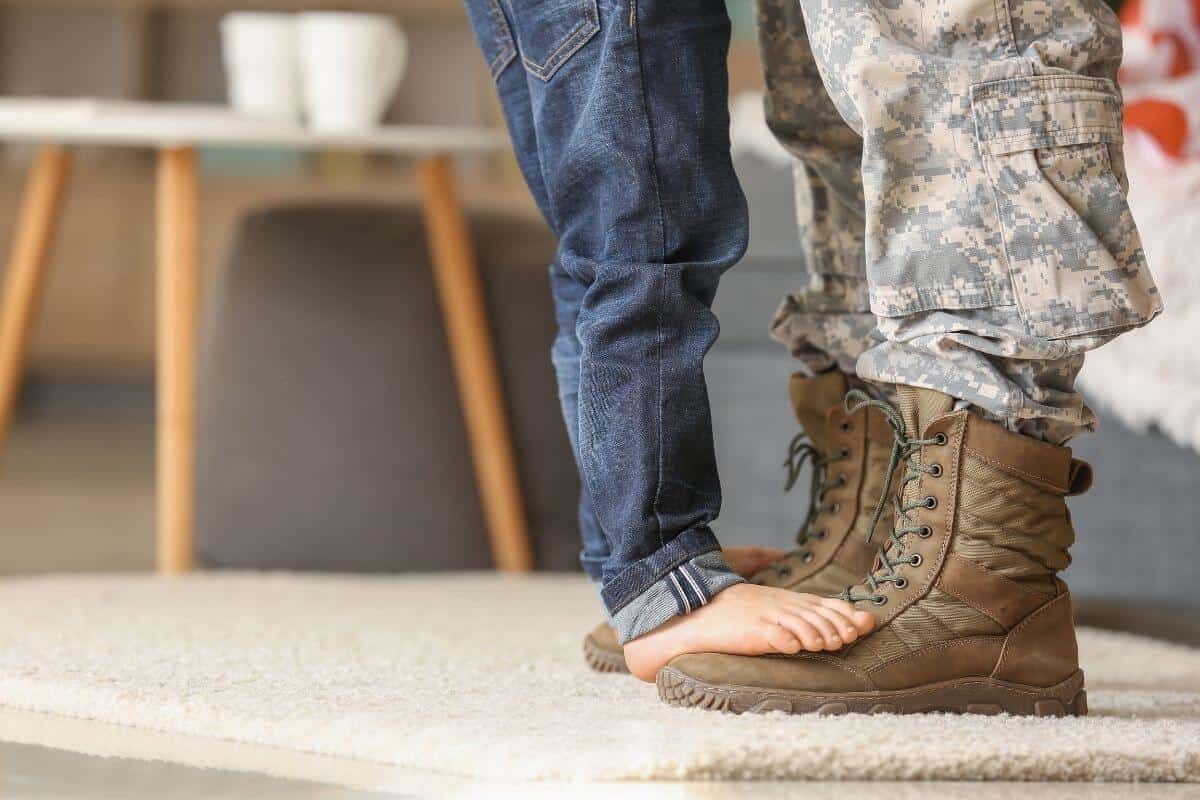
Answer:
[
  {"xmin": 2, "ymin": 409, "xmax": 1197, "ymax": 797},
  {"xmin": 1, "ymin": 740, "xmax": 379, "ymax": 800},
  {"xmin": 1, "ymin": 414, "xmax": 153, "ymax": 576},
  {"xmin": 5, "ymin": 738, "xmax": 1198, "ymax": 800}
]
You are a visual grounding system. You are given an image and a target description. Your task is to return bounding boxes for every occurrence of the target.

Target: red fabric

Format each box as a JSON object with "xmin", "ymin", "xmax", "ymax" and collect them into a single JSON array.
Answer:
[
  {"xmin": 1119, "ymin": 0, "xmax": 1200, "ymax": 160},
  {"xmin": 1126, "ymin": 98, "xmax": 1189, "ymax": 157}
]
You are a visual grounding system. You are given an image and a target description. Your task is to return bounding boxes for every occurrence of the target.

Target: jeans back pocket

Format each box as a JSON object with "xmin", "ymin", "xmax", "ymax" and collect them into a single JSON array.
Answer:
[
  {"xmin": 973, "ymin": 74, "xmax": 1161, "ymax": 339},
  {"xmin": 505, "ymin": 0, "xmax": 600, "ymax": 82}
]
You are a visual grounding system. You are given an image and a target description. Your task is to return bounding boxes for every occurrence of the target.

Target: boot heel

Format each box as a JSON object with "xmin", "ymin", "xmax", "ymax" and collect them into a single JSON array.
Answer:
[
  {"xmin": 1020, "ymin": 670, "xmax": 1088, "ymax": 717},
  {"xmin": 919, "ymin": 669, "xmax": 1088, "ymax": 717}
]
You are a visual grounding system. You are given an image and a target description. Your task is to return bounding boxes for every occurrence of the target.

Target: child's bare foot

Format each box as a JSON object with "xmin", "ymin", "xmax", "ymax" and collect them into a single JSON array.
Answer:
[
  {"xmin": 721, "ymin": 545, "xmax": 788, "ymax": 578},
  {"xmin": 622, "ymin": 583, "xmax": 875, "ymax": 682},
  {"xmin": 588, "ymin": 547, "xmax": 787, "ymax": 674}
]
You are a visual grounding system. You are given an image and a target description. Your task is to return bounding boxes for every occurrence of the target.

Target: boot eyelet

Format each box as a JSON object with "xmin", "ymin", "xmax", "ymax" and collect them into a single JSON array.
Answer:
[
  {"xmin": 778, "ymin": 566, "xmax": 792, "ymax": 577},
  {"xmin": 933, "ymin": 432, "xmax": 948, "ymax": 446},
  {"xmin": 918, "ymin": 525, "xmax": 933, "ymax": 538},
  {"xmin": 840, "ymin": 421, "xmax": 853, "ymax": 433},
  {"xmin": 831, "ymin": 503, "xmax": 842, "ymax": 514},
  {"xmin": 909, "ymin": 554, "xmax": 923, "ymax": 567},
  {"xmin": 837, "ymin": 473, "xmax": 848, "ymax": 486},
  {"xmin": 803, "ymin": 553, "xmax": 815, "ymax": 564},
  {"xmin": 923, "ymin": 496, "xmax": 938, "ymax": 509},
  {"xmin": 893, "ymin": 577, "xmax": 908, "ymax": 589},
  {"xmin": 814, "ymin": 529, "xmax": 827, "ymax": 540},
  {"xmin": 840, "ymin": 448, "xmax": 851, "ymax": 458},
  {"xmin": 928, "ymin": 463, "xmax": 943, "ymax": 478},
  {"xmin": 872, "ymin": 595, "xmax": 887, "ymax": 606}
]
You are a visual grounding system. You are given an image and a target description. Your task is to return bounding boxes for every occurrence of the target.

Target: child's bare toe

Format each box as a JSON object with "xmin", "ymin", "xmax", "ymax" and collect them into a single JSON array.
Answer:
[
  {"xmin": 813, "ymin": 606, "xmax": 861, "ymax": 642},
  {"xmin": 766, "ymin": 623, "xmax": 803, "ymax": 655},
  {"xmin": 797, "ymin": 609, "xmax": 842, "ymax": 649},
  {"xmin": 778, "ymin": 616, "xmax": 824, "ymax": 652},
  {"xmin": 820, "ymin": 597, "xmax": 876, "ymax": 634}
]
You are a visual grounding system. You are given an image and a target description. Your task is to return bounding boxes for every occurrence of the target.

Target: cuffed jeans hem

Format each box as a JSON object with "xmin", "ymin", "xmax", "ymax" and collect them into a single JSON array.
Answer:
[
  {"xmin": 610, "ymin": 551, "xmax": 744, "ymax": 644},
  {"xmin": 600, "ymin": 526, "xmax": 724, "ymax": 614}
]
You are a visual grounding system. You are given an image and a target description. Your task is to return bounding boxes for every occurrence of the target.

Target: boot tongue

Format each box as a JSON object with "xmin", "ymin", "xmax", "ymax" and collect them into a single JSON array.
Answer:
[
  {"xmin": 896, "ymin": 385, "xmax": 955, "ymax": 439},
  {"xmin": 892, "ymin": 385, "xmax": 956, "ymax": 515},
  {"xmin": 840, "ymin": 385, "xmax": 958, "ymax": 609},
  {"xmin": 788, "ymin": 371, "xmax": 848, "ymax": 455}
]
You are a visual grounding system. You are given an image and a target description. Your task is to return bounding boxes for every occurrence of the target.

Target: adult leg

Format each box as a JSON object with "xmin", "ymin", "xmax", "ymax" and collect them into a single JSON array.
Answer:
[
  {"xmin": 755, "ymin": 0, "xmax": 875, "ymax": 378},
  {"xmin": 659, "ymin": 0, "xmax": 1162, "ymax": 714},
  {"xmin": 747, "ymin": 0, "xmax": 891, "ymax": 596},
  {"xmin": 796, "ymin": 0, "xmax": 1160, "ymax": 442}
]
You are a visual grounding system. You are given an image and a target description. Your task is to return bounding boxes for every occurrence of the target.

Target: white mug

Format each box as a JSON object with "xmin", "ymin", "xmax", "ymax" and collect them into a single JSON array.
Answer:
[
  {"xmin": 297, "ymin": 13, "xmax": 408, "ymax": 133},
  {"xmin": 220, "ymin": 12, "xmax": 301, "ymax": 122}
]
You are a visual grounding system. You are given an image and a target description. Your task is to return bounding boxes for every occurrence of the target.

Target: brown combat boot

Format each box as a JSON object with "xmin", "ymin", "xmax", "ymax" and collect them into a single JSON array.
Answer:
[
  {"xmin": 659, "ymin": 386, "xmax": 1093, "ymax": 716},
  {"xmin": 583, "ymin": 623, "xmax": 629, "ymax": 673},
  {"xmin": 751, "ymin": 371, "xmax": 890, "ymax": 595}
]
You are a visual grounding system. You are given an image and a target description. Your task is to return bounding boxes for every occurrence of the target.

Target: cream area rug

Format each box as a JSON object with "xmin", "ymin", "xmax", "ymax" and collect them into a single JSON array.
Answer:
[{"xmin": 0, "ymin": 573, "xmax": 1197, "ymax": 785}]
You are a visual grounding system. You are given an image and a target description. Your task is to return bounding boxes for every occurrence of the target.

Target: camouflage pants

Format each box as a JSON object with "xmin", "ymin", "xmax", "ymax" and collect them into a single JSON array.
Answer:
[{"xmin": 756, "ymin": 0, "xmax": 1162, "ymax": 442}]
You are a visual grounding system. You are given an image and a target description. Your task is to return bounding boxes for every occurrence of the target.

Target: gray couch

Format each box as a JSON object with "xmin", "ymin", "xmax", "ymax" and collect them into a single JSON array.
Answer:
[{"xmin": 195, "ymin": 204, "xmax": 579, "ymax": 572}]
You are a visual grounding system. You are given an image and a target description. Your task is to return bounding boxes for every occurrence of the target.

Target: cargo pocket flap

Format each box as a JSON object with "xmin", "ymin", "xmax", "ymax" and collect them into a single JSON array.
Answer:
[{"xmin": 972, "ymin": 75, "xmax": 1123, "ymax": 156}]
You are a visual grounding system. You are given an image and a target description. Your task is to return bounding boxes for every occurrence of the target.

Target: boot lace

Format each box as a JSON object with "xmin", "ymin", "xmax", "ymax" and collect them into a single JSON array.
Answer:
[
  {"xmin": 838, "ymin": 389, "xmax": 943, "ymax": 605},
  {"xmin": 772, "ymin": 432, "xmax": 849, "ymax": 575}
]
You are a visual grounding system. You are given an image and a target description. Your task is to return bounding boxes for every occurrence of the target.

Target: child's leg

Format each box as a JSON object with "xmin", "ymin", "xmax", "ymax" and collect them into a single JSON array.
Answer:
[
  {"xmin": 465, "ymin": 1, "xmax": 611, "ymax": 583},
  {"xmin": 548, "ymin": 262, "xmax": 608, "ymax": 584},
  {"xmin": 464, "ymin": 0, "xmax": 873, "ymax": 682}
]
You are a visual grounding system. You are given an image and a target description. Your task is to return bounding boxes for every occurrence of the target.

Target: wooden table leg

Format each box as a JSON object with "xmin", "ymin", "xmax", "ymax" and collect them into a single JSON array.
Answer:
[
  {"xmin": 156, "ymin": 147, "xmax": 199, "ymax": 574},
  {"xmin": 0, "ymin": 146, "xmax": 71, "ymax": 470},
  {"xmin": 417, "ymin": 155, "xmax": 534, "ymax": 572}
]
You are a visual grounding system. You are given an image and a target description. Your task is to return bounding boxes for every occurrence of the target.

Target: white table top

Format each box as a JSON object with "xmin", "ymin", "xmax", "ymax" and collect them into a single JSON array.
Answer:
[{"xmin": 0, "ymin": 99, "xmax": 508, "ymax": 154}]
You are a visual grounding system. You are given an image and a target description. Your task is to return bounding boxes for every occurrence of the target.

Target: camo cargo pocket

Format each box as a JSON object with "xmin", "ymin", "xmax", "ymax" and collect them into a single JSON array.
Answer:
[{"xmin": 973, "ymin": 74, "xmax": 1161, "ymax": 339}]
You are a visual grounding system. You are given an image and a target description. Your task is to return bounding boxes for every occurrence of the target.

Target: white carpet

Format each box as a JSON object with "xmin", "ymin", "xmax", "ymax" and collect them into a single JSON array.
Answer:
[{"xmin": 0, "ymin": 572, "xmax": 1197, "ymax": 784}]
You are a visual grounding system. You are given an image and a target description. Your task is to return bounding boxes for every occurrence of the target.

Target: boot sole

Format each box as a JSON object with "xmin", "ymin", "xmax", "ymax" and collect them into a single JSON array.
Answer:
[
  {"xmin": 657, "ymin": 667, "xmax": 1087, "ymax": 717},
  {"xmin": 583, "ymin": 633, "xmax": 630, "ymax": 674}
]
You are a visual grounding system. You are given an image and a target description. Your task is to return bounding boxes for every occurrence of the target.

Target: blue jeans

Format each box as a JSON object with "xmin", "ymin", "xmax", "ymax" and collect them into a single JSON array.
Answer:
[{"xmin": 464, "ymin": 0, "xmax": 748, "ymax": 641}]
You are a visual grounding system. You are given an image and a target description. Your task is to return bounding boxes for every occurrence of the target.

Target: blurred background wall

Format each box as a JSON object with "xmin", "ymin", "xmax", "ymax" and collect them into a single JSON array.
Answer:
[{"xmin": 0, "ymin": 1, "xmax": 493, "ymax": 379}]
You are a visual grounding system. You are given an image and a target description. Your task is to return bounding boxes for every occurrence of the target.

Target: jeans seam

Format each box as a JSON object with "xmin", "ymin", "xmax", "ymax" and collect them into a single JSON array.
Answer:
[
  {"xmin": 483, "ymin": 0, "xmax": 517, "ymax": 79},
  {"xmin": 629, "ymin": 0, "xmax": 669, "ymax": 552}
]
